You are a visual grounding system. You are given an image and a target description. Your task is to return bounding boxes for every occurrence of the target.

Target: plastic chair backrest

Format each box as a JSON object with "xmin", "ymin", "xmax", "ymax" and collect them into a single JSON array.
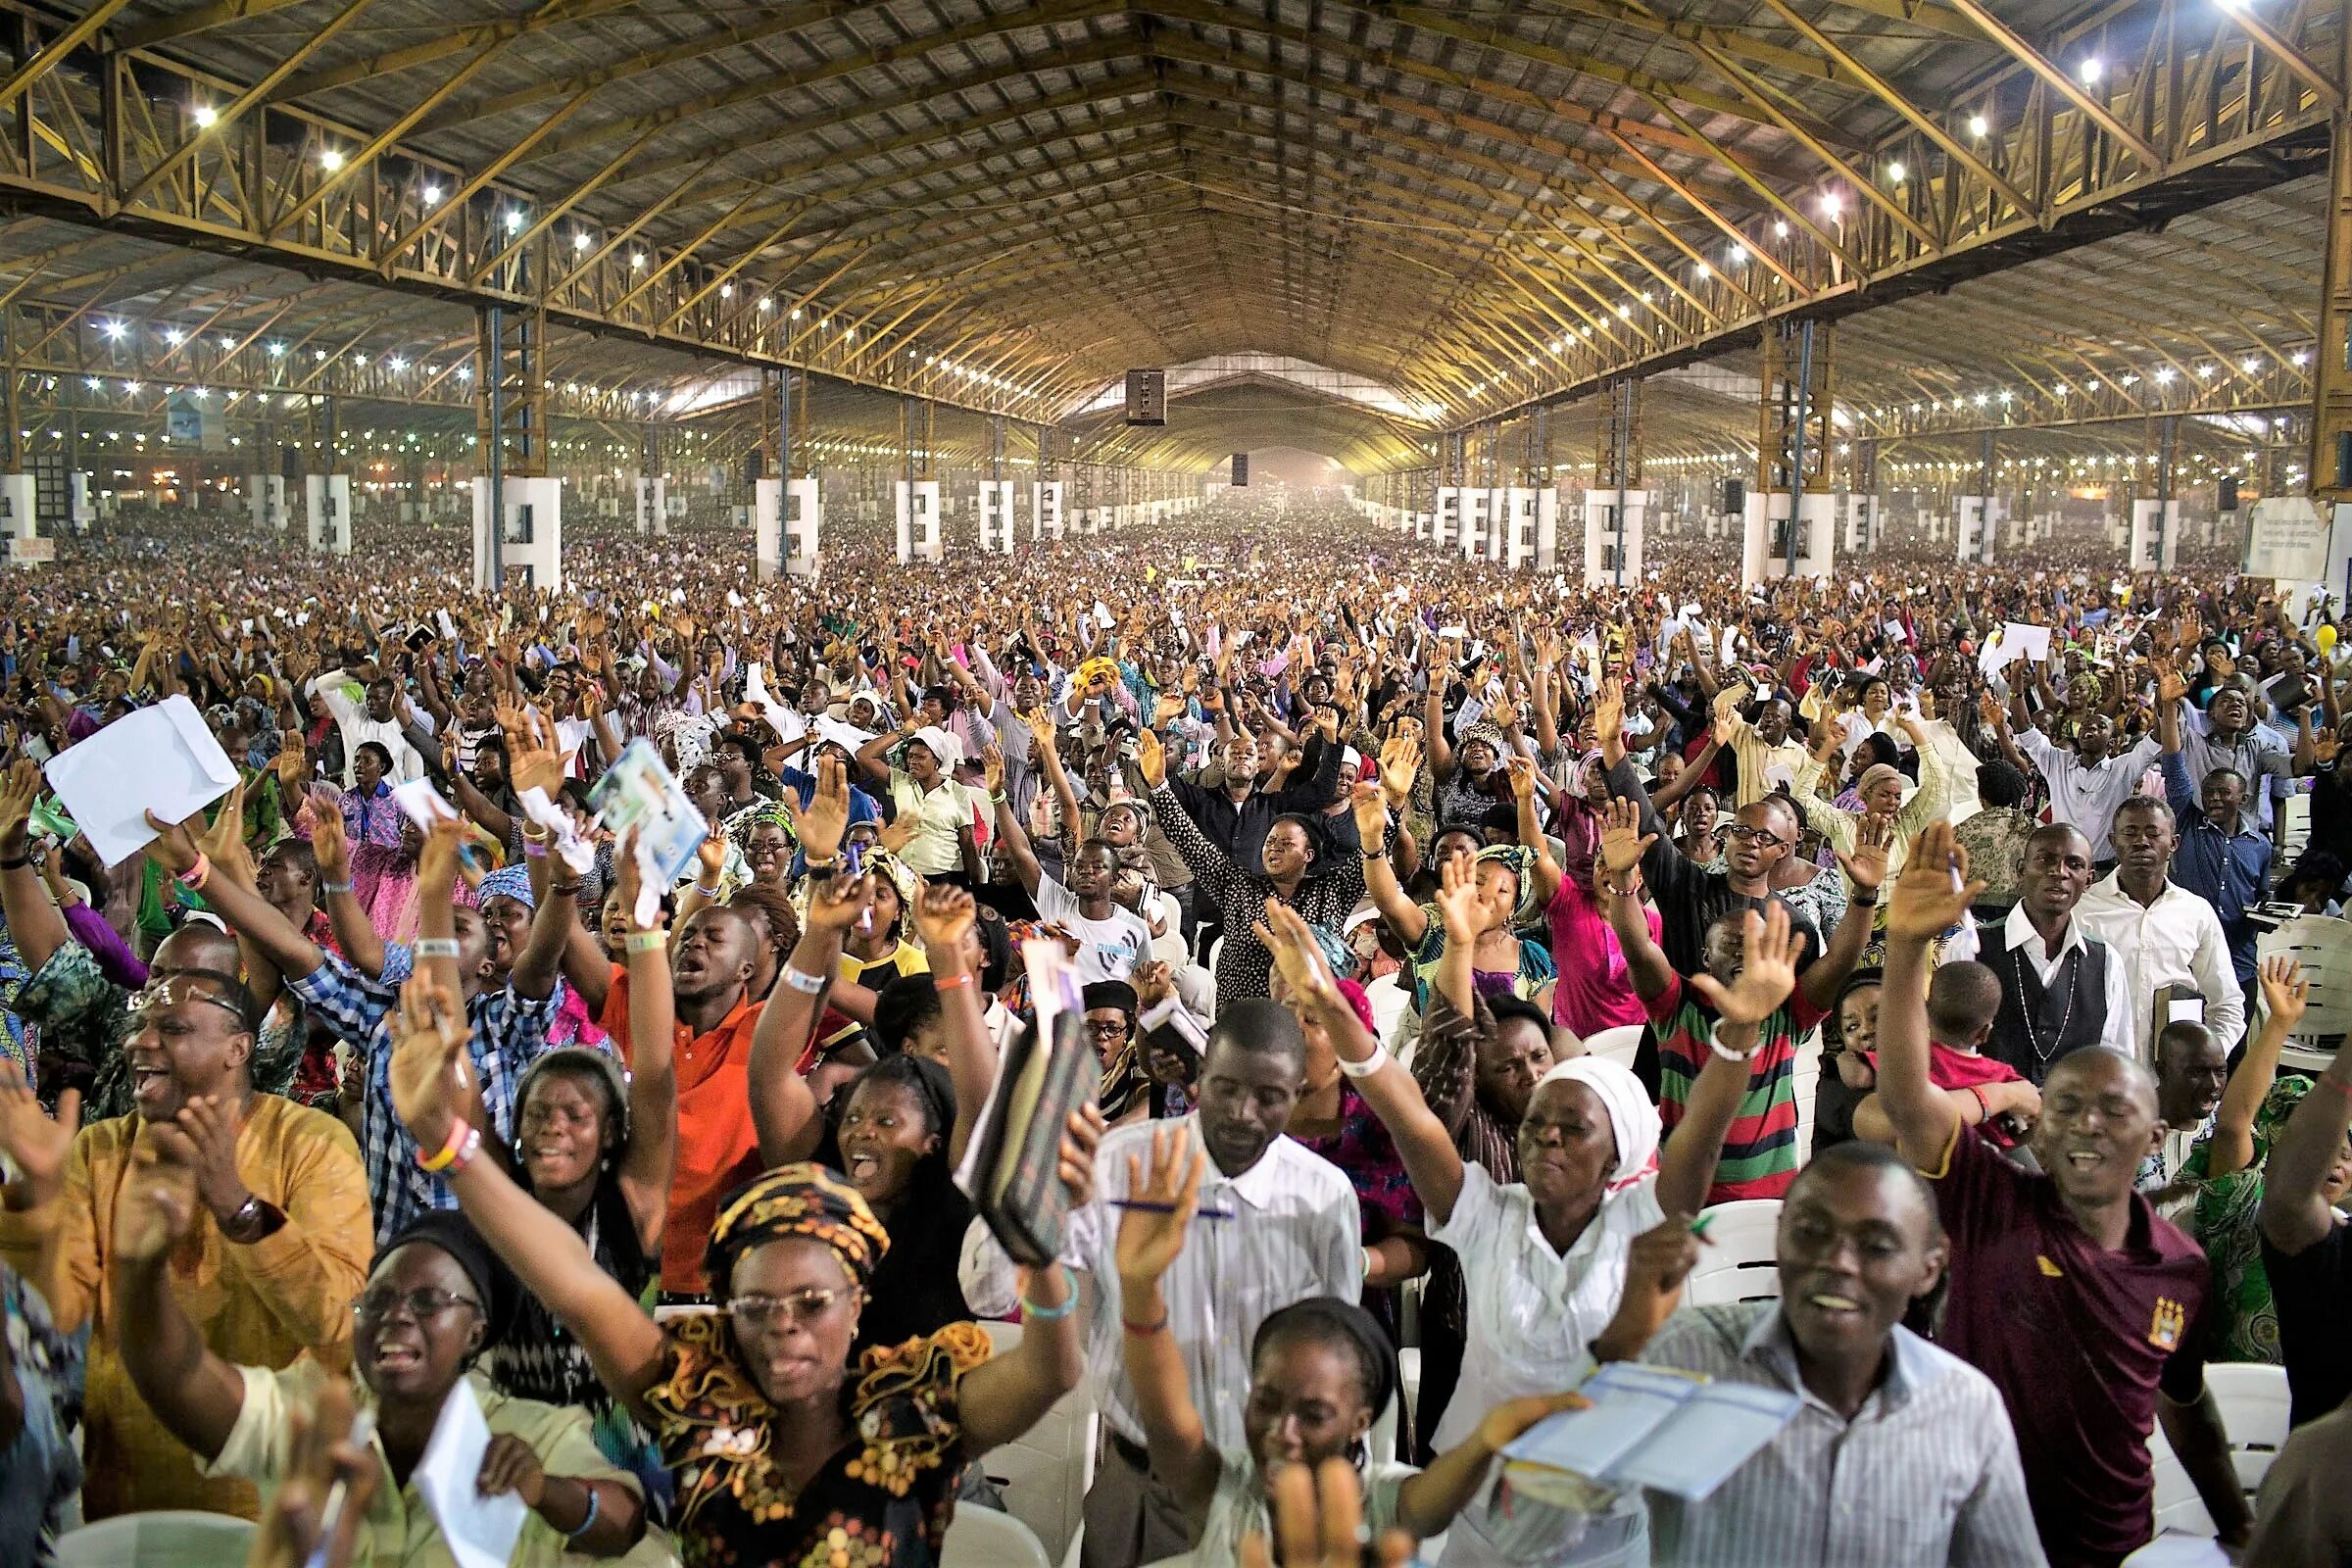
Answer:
[
  {"xmin": 1679, "ymin": 1200, "xmax": 1784, "ymax": 1307},
  {"xmin": 1580, "ymin": 1024, "xmax": 1643, "ymax": 1068},
  {"xmin": 2147, "ymin": 1362, "xmax": 2291, "ymax": 1535},
  {"xmin": 943, "ymin": 1502, "xmax": 1055, "ymax": 1568},
  {"xmin": 2255, "ymin": 915, "xmax": 2352, "ymax": 1040},
  {"xmin": 57, "ymin": 1511, "xmax": 257, "ymax": 1568},
  {"xmin": 977, "ymin": 1321, "xmax": 1098, "ymax": 1565}
]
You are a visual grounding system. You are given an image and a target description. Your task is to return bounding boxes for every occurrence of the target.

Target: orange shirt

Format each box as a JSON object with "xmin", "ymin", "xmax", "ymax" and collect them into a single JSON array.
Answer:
[{"xmin": 603, "ymin": 966, "xmax": 766, "ymax": 1294}]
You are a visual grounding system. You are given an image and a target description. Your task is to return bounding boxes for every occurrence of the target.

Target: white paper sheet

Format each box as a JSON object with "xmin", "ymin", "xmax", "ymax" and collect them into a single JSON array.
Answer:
[
  {"xmin": 43, "ymin": 695, "xmax": 238, "ymax": 866},
  {"xmin": 391, "ymin": 777, "xmax": 460, "ymax": 831},
  {"xmin": 412, "ymin": 1379, "xmax": 528, "ymax": 1568}
]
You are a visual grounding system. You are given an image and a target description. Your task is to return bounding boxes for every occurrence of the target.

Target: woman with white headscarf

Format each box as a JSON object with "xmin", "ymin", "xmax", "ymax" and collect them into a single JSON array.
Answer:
[
  {"xmin": 1255, "ymin": 895, "xmax": 1804, "ymax": 1567},
  {"xmin": 853, "ymin": 720, "xmax": 982, "ymax": 884}
]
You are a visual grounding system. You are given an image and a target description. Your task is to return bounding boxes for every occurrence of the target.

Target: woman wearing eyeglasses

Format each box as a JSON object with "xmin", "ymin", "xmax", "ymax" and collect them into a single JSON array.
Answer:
[
  {"xmin": 112, "ymin": 1174, "xmax": 660, "ymax": 1565},
  {"xmin": 384, "ymin": 967, "xmax": 1095, "ymax": 1567}
]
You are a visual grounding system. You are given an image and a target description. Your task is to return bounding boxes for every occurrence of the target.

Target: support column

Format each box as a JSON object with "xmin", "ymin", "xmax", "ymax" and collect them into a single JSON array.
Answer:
[
  {"xmin": 2131, "ymin": 415, "xmax": 2181, "ymax": 572},
  {"xmin": 1843, "ymin": 438, "xmax": 1881, "ymax": 553},
  {"xmin": 756, "ymin": 368, "xmax": 789, "ymax": 578},
  {"xmin": 895, "ymin": 396, "xmax": 941, "ymax": 563},
  {"xmin": 635, "ymin": 425, "xmax": 668, "ymax": 538},
  {"xmin": 1584, "ymin": 376, "xmax": 1645, "ymax": 586},
  {"xmin": 1745, "ymin": 319, "xmax": 1835, "ymax": 582},
  {"xmin": 473, "ymin": 300, "xmax": 561, "ymax": 590},
  {"xmin": 1955, "ymin": 428, "xmax": 1999, "ymax": 563},
  {"xmin": 2312, "ymin": 70, "xmax": 2352, "ymax": 594}
]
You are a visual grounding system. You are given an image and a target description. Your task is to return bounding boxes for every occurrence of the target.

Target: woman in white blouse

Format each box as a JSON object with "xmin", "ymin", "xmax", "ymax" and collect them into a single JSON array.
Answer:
[{"xmin": 1256, "ymin": 891, "xmax": 1793, "ymax": 1567}]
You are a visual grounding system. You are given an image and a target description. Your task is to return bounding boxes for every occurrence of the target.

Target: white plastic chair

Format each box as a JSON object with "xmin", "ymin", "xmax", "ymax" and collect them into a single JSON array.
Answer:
[
  {"xmin": 57, "ymin": 1511, "xmax": 256, "ymax": 1568},
  {"xmin": 2148, "ymin": 1362, "xmax": 2293, "ymax": 1535},
  {"xmin": 2279, "ymin": 789, "xmax": 2313, "ymax": 865},
  {"xmin": 2254, "ymin": 914, "xmax": 2352, "ymax": 1073},
  {"xmin": 1680, "ymin": 1200, "xmax": 1784, "ymax": 1307},
  {"xmin": 1579, "ymin": 1024, "xmax": 1643, "ymax": 1069},
  {"xmin": 944, "ymin": 1503, "xmax": 1055, "ymax": 1568},
  {"xmin": 978, "ymin": 1321, "xmax": 1098, "ymax": 1567}
]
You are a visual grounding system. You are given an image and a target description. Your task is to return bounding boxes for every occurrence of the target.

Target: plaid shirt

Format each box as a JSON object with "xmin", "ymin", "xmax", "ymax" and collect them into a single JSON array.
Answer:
[{"xmin": 288, "ymin": 947, "xmax": 560, "ymax": 1241}]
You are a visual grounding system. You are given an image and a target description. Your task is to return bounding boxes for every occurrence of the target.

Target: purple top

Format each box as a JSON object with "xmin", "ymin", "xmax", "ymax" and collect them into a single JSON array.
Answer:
[
  {"xmin": 1294, "ymin": 1082, "xmax": 1423, "ymax": 1242},
  {"xmin": 64, "ymin": 903, "xmax": 147, "ymax": 989}
]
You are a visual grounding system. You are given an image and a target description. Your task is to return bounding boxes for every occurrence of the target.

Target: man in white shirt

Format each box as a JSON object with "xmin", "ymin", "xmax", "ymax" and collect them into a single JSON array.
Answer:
[
  {"xmin": 2004, "ymin": 700, "xmax": 2161, "ymax": 863},
  {"xmin": 306, "ymin": 668, "xmax": 424, "ymax": 787},
  {"xmin": 961, "ymin": 998, "xmax": 1360, "ymax": 1568},
  {"xmin": 2077, "ymin": 796, "xmax": 2246, "ymax": 1063}
]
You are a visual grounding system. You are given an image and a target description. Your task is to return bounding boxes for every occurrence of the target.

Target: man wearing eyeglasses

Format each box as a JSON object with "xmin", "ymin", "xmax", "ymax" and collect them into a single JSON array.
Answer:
[{"xmin": 0, "ymin": 775, "xmax": 371, "ymax": 1522}]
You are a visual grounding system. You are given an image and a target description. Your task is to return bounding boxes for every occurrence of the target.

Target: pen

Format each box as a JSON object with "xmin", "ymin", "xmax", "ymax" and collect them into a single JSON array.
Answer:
[
  {"xmin": 1111, "ymin": 1198, "xmax": 1238, "ymax": 1221},
  {"xmin": 302, "ymin": 1404, "xmax": 375, "ymax": 1568},
  {"xmin": 1949, "ymin": 860, "xmax": 1966, "ymax": 896}
]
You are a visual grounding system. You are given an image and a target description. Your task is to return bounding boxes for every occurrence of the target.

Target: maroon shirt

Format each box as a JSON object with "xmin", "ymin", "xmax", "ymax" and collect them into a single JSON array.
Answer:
[{"xmin": 1927, "ymin": 1123, "xmax": 2211, "ymax": 1568}]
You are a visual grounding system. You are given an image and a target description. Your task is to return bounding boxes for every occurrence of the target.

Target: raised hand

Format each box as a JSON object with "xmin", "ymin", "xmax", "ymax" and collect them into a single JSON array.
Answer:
[
  {"xmin": 805, "ymin": 868, "xmax": 876, "ymax": 936},
  {"xmin": 0, "ymin": 758, "xmax": 39, "ymax": 859},
  {"xmin": 195, "ymin": 778, "xmax": 256, "ymax": 889},
  {"xmin": 1594, "ymin": 1212, "xmax": 1706, "ymax": 1362},
  {"xmin": 1376, "ymin": 734, "xmax": 1421, "ymax": 808},
  {"xmin": 1833, "ymin": 811, "xmax": 1894, "ymax": 899},
  {"xmin": 247, "ymin": 1377, "xmax": 380, "ymax": 1568},
  {"xmin": 780, "ymin": 754, "xmax": 850, "ymax": 863},
  {"xmin": 981, "ymin": 743, "xmax": 1005, "ymax": 798},
  {"xmin": 1686, "ymin": 903, "xmax": 1800, "ymax": 1028},
  {"xmin": 1597, "ymin": 794, "xmax": 1654, "ymax": 878},
  {"xmin": 1112, "ymin": 1122, "xmax": 1203, "ymax": 1290},
  {"xmin": 910, "ymin": 881, "xmax": 977, "ymax": 956},
  {"xmin": 140, "ymin": 1092, "xmax": 252, "ymax": 1229},
  {"xmin": 274, "ymin": 731, "xmax": 310, "ymax": 797},
  {"xmin": 385, "ymin": 970, "xmax": 475, "ymax": 1153},
  {"xmin": 1137, "ymin": 724, "xmax": 1165, "ymax": 790},
  {"xmin": 0, "ymin": 1060, "xmax": 76, "ymax": 1209},
  {"xmin": 311, "ymin": 806, "xmax": 352, "ymax": 887},
  {"xmin": 113, "ymin": 1140, "xmax": 198, "ymax": 1265},
  {"xmin": 1433, "ymin": 853, "xmax": 1485, "ymax": 943},
  {"xmin": 1055, "ymin": 1102, "xmax": 1107, "ymax": 1210},
  {"xmin": 1131, "ymin": 958, "xmax": 1175, "ymax": 1010},
  {"xmin": 2155, "ymin": 659, "xmax": 2188, "ymax": 707},
  {"xmin": 1254, "ymin": 896, "xmax": 1341, "ymax": 1007},
  {"xmin": 1592, "ymin": 676, "xmax": 1625, "ymax": 748},
  {"xmin": 613, "ymin": 827, "xmax": 650, "ymax": 931},
  {"xmin": 875, "ymin": 812, "xmax": 920, "ymax": 856},
  {"xmin": 2259, "ymin": 954, "xmax": 2311, "ymax": 1033},
  {"xmin": 1504, "ymin": 753, "xmax": 1538, "ymax": 804},
  {"xmin": 1240, "ymin": 1458, "xmax": 1417, "ymax": 1568},
  {"xmin": 475, "ymin": 1433, "xmax": 546, "ymax": 1508},
  {"xmin": 1348, "ymin": 779, "xmax": 1388, "ymax": 846},
  {"xmin": 416, "ymin": 816, "xmax": 464, "ymax": 898},
  {"xmin": 1886, "ymin": 822, "xmax": 1984, "ymax": 943}
]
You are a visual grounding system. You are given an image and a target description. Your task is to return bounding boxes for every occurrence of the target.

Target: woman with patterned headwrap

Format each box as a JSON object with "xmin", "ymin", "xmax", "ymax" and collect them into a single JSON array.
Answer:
[
  {"xmin": 1352, "ymin": 787, "xmax": 1557, "ymax": 1015},
  {"xmin": 389, "ymin": 969, "xmax": 1099, "ymax": 1568}
]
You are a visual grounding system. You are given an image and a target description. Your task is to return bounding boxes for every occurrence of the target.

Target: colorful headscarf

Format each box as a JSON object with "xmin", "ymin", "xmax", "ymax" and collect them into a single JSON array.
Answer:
[
  {"xmin": 863, "ymin": 849, "xmax": 920, "ymax": 935},
  {"xmin": 1475, "ymin": 842, "xmax": 1541, "ymax": 928},
  {"xmin": 475, "ymin": 864, "xmax": 535, "ymax": 912},
  {"xmin": 706, "ymin": 1162, "xmax": 892, "ymax": 1298}
]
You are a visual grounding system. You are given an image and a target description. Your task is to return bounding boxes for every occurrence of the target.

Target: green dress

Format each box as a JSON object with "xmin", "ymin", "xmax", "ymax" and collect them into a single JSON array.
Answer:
[{"xmin": 2177, "ymin": 1076, "xmax": 2317, "ymax": 1365}]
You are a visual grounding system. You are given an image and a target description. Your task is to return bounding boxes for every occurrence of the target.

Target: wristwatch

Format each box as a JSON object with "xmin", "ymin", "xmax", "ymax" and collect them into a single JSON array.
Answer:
[{"xmin": 222, "ymin": 1195, "xmax": 285, "ymax": 1244}]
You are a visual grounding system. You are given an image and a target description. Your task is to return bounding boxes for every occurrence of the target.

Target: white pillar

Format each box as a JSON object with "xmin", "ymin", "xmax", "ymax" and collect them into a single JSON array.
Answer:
[
  {"xmin": 1534, "ymin": 489, "xmax": 1559, "ymax": 569},
  {"xmin": 978, "ymin": 481, "xmax": 1015, "ymax": 552},
  {"xmin": 895, "ymin": 479, "xmax": 942, "ymax": 564},
  {"xmin": 1741, "ymin": 492, "xmax": 1836, "ymax": 584},
  {"xmin": 2129, "ymin": 498, "xmax": 2180, "ymax": 572},
  {"xmin": 1842, "ymin": 494, "xmax": 1882, "ymax": 554},
  {"xmin": 1500, "ymin": 487, "xmax": 1537, "ymax": 568},
  {"xmin": 1583, "ymin": 489, "xmax": 1648, "ymax": 586},
  {"xmin": 471, "ymin": 474, "xmax": 563, "ymax": 590},
  {"xmin": 784, "ymin": 477, "xmax": 821, "ymax": 578},
  {"xmin": 1954, "ymin": 497, "xmax": 1995, "ymax": 564},
  {"xmin": 247, "ymin": 473, "xmax": 286, "ymax": 532},
  {"xmin": 303, "ymin": 474, "xmax": 352, "ymax": 555},
  {"xmin": 1033, "ymin": 480, "xmax": 1064, "ymax": 540},
  {"xmin": 1433, "ymin": 486, "xmax": 1460, "ymax": 551},
  {"xmin": 67, "ymin": 472, "xmax": 91, "ymax": 532},
  {"xmin": 755, "ymin": 476, "xmax": 783, "ymax": 578},
  {"xmin": 0, "ymin": 473, "xmax": 38, "ymax": 565},
  {"xmin": 634, "ymin": 476, "xmax": 667, "ymax": 536}
]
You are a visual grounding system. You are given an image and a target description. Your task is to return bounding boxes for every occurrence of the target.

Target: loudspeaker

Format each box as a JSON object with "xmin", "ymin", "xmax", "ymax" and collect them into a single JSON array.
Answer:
[
  {"xmin": 2219, "ymin": 474, "xmax": 2240, "ymax": 513},
  {"xmin": 1722, "ymin": 477, "xmax": 1744, "ymax": 514},
  {"xmin": 280, "ymin": 445, "xmax": 303, "ymax": 482},
  {"xmin": 1125, "ymin": 368, "xmax": 1165, "ymax": 427},
  {"xmin": 1232, "ymin": 452, "xmax": 1250, "ymax": 487},
  {"xmin": 744, "ymin": 451, "xmax": 763, "ymax": 484}
]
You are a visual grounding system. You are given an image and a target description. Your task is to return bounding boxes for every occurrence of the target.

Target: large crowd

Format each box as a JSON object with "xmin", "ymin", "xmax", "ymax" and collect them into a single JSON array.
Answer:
[{"xmin": 0, "ymin": 492, "xmax": 2344, "ymax": 1568}]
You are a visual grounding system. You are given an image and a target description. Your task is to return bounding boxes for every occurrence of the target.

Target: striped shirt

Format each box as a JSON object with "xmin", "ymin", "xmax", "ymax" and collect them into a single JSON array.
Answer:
[
  {"xmin": 1633, "ymin": 1302, "xmax": 2046, "ymax": 1567},
  {"xmin": 1647, "ymin": 973, "xmax": 1821, "ymax": 1202}
]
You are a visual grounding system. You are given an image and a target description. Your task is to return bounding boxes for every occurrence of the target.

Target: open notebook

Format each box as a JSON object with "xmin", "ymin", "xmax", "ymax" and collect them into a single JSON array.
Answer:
[{"xmin": 1501, "ymin": 1362, "xmax": 1800, "ymax": 1507}]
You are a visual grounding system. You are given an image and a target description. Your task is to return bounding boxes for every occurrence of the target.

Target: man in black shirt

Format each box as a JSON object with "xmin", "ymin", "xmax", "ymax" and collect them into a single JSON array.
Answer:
[
  {"xmin": 2259, "ymin": 1036, "xmax": 2352, "ymax": 1427},
  {"xmin": 1164, "ymin": 709, "xmax": 1347, "ymax": 877},
  {"xmin": 1604, "ymin": 751, "xmax": 1821, "ymax": 977}
]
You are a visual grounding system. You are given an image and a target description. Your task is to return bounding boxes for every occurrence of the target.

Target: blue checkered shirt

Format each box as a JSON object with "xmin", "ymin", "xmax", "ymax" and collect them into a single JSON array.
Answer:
[{"xmin": 288, "ymin": 945, "xmax": 561, "ymax": 1242}]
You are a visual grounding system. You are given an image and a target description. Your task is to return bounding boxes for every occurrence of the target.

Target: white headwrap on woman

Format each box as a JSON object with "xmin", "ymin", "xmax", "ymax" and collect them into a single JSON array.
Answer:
[{"xmin": 1535, "ymin": 1054, "xmax": 1662, "ymax": 1196}]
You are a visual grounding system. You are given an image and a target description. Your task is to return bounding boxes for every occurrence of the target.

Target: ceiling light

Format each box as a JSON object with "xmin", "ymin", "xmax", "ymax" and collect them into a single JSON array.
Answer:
[
  {"xmin": 192, "ymin": 104, "xmax": 218, "ymax": 128},
  {"xmin": 1773, "ymin": 220, "xmax": 1788, "ymax": 238},
  {"xmin": 1967, "ymin": 113, "xmax": 1988, "ymax": 137},
  {"xmin": 573, "ymin": 231, "xmax": 591, "ymax": 251},
  {"xmin": 101, "ymin": 320, "xmax": 125, "ymax": 340},
  {"xmin": 1886, "ymin": 161, "xmax": 1906, "ymax": 182},
  {"xmin": 504, "ymin": 210, "xmax": 524, "ymax": 232},
  {"xmin": 1819, "ymin": 190, "xmax": 1842, "ymax": 216},
  {"xmin": 164, "ymin": 328, "xmax": 183, "ymax": 344},
  {"xmin": 2080, "ymin": 57, "xmax": 2103, "ymax": 83},
  {"xmin": 318, "ymin": 148, "xmax": 344, "ymax": 171},
  {"xmin": 1727, "ymin": 243, "xmax": 1746, "ymax": 264},
  {"xmin": 719, "ymin": 283, "xmax": 733, "ymax": 298},
  {"xmin": 421, "ymin": 182, "xmax": 442, "ymax": 205}
]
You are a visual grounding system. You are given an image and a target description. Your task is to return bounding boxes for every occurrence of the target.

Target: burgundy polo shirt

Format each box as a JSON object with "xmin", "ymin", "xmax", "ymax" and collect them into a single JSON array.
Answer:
[{"xmin": 1926, "ymin": 1123, "xmax": 2211, "ymax": 1568}]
